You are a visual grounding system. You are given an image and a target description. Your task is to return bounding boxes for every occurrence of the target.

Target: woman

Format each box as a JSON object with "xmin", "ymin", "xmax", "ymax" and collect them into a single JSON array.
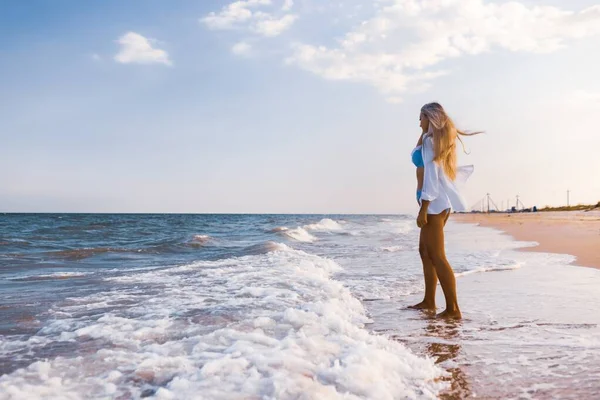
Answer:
[{"xmin": 409, "ymin": 102, "xmax": 479, "ymax": 319}]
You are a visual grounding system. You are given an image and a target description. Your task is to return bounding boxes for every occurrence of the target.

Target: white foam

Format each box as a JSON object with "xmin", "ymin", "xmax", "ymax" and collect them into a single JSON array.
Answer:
[
  {"xmin": 454, "ymin": 262, "xmax": 523, "ymax": 277},
  {"xmin": 241, "ymin": 241, "xmax": 293, "ymax": 255},
  {"xmin": 281, "ymin": 227, "xmax": 317, "ymax": 243},
  {"xmin": 303, "ymin": 218, "xmax": 343, "ymax": 231},
  {"xmin": 191, "ymin": 234, "xmax": 211, "ymax": 244},
  {"xmin": 388, "ymin": 220, "xmax": 414, "ymax": 234},
  {"xmin": 8, "ymin": 272, "xmax": 89, "ymax": 281},
  {"xmin": 380, "ymin": 245, "xmax": 404, "ymax": 253},
  {"xmin": 269, "ymin": 226, "xmax": 289, "ymax": 233},
  {"xmin": 0, "ymin": 246, "xmax": 446, "ymax": 399}
]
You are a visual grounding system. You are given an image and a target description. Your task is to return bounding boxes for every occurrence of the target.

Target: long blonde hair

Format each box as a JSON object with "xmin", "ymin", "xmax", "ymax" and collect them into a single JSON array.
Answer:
[{"xmin": 420, "ymin": 102, "xmax": 481, "ymax": 181}]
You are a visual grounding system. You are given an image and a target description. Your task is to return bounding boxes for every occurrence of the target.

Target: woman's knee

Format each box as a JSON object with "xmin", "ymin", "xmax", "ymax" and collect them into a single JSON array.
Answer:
[
  {"xmin": 423, "ymin": 239, "xmax": 444, "ymax": 263},
  {"xmin": 428, "ymin": 250, "xmax": 448, "ymax": 267}
]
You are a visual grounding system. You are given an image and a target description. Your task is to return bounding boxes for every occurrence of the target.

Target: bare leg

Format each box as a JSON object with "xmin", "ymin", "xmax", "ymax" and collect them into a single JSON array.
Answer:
[
  {"xmin": 423, "ymin": 210, "xmax": 461, "ymax": 319},
  {"xmin": 409, "ymin": 228, "xmax": 438, "ymax": 310}
]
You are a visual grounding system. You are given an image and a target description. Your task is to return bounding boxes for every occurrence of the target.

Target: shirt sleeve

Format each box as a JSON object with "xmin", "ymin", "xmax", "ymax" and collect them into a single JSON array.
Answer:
[{"xmin": 420, "ymin": 136, "xmax": 440, "ymax": 202}]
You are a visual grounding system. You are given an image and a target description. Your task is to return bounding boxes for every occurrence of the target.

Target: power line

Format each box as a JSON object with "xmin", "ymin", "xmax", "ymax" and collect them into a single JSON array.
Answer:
[{"xmin": 469, "ymin": 194, "xmax": 501, "ymax": 213}]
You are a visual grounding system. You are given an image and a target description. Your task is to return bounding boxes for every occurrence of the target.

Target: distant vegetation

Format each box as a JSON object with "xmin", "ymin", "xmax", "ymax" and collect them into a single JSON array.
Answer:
[{"xmin": 539, "ymin": 201, "xmax": 600, "ymax": 212}]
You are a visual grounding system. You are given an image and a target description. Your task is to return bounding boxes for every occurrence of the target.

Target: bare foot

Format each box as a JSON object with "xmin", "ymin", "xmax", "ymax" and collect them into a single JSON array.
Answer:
[
  {"xmin": 436, "ymin": 309, "xmax": 462, "ymax": 319},
  {"xmin": 407, "ymin": 301, "xmax": 436, "ymax": 311}
]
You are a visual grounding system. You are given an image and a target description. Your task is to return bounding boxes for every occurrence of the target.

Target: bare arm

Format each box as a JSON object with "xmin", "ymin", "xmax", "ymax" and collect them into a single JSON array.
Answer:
[{"xmin": 416, "ymin": 168, "xmax": 424, "ymax": 191}]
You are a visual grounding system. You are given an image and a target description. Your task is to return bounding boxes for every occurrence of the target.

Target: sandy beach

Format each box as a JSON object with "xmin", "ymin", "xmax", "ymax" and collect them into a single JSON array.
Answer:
[{"xmin": 453, "ymin": 210, "xmax": 600, "ymax": 269}]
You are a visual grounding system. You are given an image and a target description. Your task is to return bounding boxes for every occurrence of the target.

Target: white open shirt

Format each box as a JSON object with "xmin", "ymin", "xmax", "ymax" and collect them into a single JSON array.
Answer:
[{"xmin": 419, "ymin": 133, "xmax": 474, "ymax": 215}]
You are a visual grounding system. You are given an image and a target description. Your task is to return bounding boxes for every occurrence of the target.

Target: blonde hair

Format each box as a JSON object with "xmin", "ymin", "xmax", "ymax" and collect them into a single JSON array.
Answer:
[{"xmin": 420, "ymin": 102, "xmax": 481, "ymax": 180}]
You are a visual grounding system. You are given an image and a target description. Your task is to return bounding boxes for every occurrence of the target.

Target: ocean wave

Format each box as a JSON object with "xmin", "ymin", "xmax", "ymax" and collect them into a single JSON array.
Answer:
[
  {"xmin": 42, "ymin": 247, "xmax": 164, "ymax": 260},
  {"xmin": 192, "ymin": 234, "xmax": 211, "ymax": 243},
  {"xmin": 240, "ymin": 241, "xmax": 293, "ymax": 255},
  {"xmin": 388, "ymin": 220, "xmax": 414, "ymax": 234},
  {"xmin": 268, "ymin": 227, "xmax": 289, "ymax": 233},
  {"xmin": 8, "ymin": 272, "xmax": 89, "ymax": 282},
  {"xmin": 0, "ymin": 247, "xmax": 445, "ymax": 399},
  {"xmin": 35, "ymin": 222, "xmax": 112, "ymax": 234},
  {"xmin": 0, "ymin": 239, "xmax": 31, "ymax": 247},
  {"xmin": 454, "ymin": 263, "xmax": 523, "ymax": 277},
  {"xmin": 43, "ymin": 244, "xmax": 191, "ymax": 260},
  {"xmin": 303, "ymin": 218, "xmax": 343, "ymax": 231},
  {"xmin": 270, "ymin": 218, "xmax": 344, "ymax": 242},
  {"xmin": 380, "ymin": 245, "xmax": 405, "ymax": 253},
  {"xmin": 44, "ymin": 248, "xmax": 118, "ymax": 260},
  {"xmin": 284, "ymin": 227, "xmax": 317, "ymax": 242},
  {"xmin": 185, "ymin": 234, "xmax": 213, "ymax": 248},
  {"xmin": 274, "ymin": 226, "xmax": 317, "ymax": 243}
]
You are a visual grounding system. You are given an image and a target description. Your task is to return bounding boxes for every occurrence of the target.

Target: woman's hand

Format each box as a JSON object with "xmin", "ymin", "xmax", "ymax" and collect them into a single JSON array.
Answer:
[
  {"xmin": 417, "ymin": 201, "xmax": 430, "ymax": 228},
  {"xmin": 417, "ymin": 209, "xmax": 428, "ymax": 228}
]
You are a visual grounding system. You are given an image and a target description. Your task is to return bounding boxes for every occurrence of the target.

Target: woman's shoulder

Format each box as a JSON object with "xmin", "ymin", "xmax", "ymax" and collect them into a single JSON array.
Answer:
[{"xmin": 422, "ymin": 134, "xmax": 434, "ymax": 147}]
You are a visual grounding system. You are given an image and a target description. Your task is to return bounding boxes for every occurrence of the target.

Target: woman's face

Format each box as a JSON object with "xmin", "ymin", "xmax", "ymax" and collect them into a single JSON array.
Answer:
[{"xmin": 419, "ymin": 112, "xmax": 429, "ymax": 133}]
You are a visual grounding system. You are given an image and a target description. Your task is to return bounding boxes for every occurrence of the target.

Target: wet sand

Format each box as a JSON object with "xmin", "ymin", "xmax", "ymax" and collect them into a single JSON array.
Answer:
[
  {"xmin": 366, "ymin": 221, "xmax": 600, "ymax": 399},
  {"xmin": 452, "ymin": 211, "xmax": 600, "ymax": 269},
  {"xmin": 369, "ymin": 256, "xmax": 600, "ymax": 399}
]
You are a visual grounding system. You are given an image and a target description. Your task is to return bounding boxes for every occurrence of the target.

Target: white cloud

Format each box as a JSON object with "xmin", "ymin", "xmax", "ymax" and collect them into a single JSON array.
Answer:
[
  {"xmin": 202, "ymin": 0, "xmax": 272, "ymax": 30},
  {"xmin": 91, "ymin": 53, "xmax": 101, "ymax": 61},
  {"xmin": 202, "ymin": 1, "xmax": 600, "ymax": 101},
  {"xmin": 114, "ymin": 32, "xmax": 172, "ymax": 66},
  {"xmin": 285, "ymin": 43, "xmax": 448, "ymax": 98},
  {"xmin": 285, "ymin": 1, "xmax": 600, "ymax": 101},
  {"xmin": 232, "ymin": 41, "xmax": 252, "ymax": 56},
  {"xmin": 254, "ymin": 14, "xmax": 297, "ymax": 37},
  {"xmin": 282, "ymin": 0, "xmax": 294, "ymax": 12},
  {"xmin": 201, "ymin": 0, "xmax": 296, "ymax": 37}
]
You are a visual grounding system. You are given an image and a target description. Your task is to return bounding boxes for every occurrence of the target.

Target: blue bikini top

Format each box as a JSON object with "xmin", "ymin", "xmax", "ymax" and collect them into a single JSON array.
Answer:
[{"xmin": 411, "ymin": 145, "xmax": 424, "ymax": 168}]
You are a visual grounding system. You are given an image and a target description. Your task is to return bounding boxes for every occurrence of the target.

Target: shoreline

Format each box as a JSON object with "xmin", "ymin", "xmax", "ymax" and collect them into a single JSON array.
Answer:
[
  {"xmin": 367, "ymin": 242, "xmax": 600, "ymax": 399},
  {"xmin": 452, "ymin": 210, "xmax": 600, "ymax": 269}
]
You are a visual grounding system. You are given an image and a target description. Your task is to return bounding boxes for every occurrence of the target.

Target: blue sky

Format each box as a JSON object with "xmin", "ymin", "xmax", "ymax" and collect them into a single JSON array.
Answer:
[{"xmin": 1, "ymin": 0, "xmax": 599, "ymax": 213}]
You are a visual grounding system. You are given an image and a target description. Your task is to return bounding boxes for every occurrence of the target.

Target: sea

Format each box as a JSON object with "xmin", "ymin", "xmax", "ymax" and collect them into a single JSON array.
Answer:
[{"xmin": 1, "ymin": 214, "xmax": 599, "ymax": 399}]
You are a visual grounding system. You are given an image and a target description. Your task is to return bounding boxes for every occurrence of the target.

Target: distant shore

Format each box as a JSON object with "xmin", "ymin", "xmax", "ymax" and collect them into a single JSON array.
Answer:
[{"xmin": 452, "ymin": 210, "xmax": 600, "ymax": 269}]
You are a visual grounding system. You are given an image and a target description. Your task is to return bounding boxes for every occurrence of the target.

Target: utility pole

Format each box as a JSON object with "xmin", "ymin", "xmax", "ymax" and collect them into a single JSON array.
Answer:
[
  {"xmin": 567, "ymin": 190, "xmax": 570, "ymax": 207},
  {"xmin": 487, "ymin": 193, "xmax": 490, "ymax": 213},
  {"xmin": 516, "ymin": 195, "xmax": 520, "ymax": 211}
]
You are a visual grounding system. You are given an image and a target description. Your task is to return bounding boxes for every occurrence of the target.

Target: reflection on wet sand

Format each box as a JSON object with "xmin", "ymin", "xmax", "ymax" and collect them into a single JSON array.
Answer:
[
  {"xmin": 424, "ymin": 319, "xmax": 471, "ymax": 400},
  {"xmin": 387, "ymin": 313, "xmax": 472, "ymax": 399}
]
